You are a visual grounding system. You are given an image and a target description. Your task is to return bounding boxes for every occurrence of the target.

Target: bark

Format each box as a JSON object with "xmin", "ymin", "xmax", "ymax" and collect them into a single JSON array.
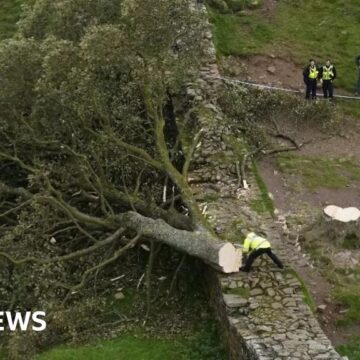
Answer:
[{"xmin": 118, "ymin": 211, "xmax": 242, "ymax": 273}]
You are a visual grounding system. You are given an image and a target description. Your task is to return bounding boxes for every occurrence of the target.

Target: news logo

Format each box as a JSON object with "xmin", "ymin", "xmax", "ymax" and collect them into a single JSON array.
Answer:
[{"xmin": 0, "ymin": 312, "xmax": 46, "ymax": 332}]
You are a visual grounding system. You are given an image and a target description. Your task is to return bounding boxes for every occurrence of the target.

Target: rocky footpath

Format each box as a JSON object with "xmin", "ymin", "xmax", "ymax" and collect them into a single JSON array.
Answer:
[{"xmin": 188, "ymin": 1, "xmax": 347, "ymax": 359}]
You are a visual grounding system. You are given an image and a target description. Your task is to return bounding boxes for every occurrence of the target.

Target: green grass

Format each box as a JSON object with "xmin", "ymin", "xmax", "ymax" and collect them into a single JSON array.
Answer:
[
  {"xmin": 342, "ymin": 233, "xmax": 360, "ymax": 250},
  {"xmin": 36, "ymin": 336, "xmax": 184, "ymax": 360},
  {"xmin": 208, "ymin": 0, "xmax": 360, "ymax": 92},
  {"xmin": 333, "ymin": 285, "xmax": 360, "ymax": 327},
  {"xmin": 209, "ymin": 10, "xmax": 273, "ymax": 55},
  {"xmin": 339, "ymin": 99, "xmax": 360, "ymax": 118},
  {"xmin": 276, "ymin": 153, "xmax": 360, "ymax": 190},
  {"xmin": 35, "ymin": 323, "xmax": 228, "ymax": 360},
  {"xmin": 329, "ymin": 267, "xmax": 360, "ymax": 328},
  {"xmin": 303, "ymin": 239, "xmax": 360, "ymax": 328},
  {"xmin": 252, "ymin": 161, "xmax": 275, "ymax": 215},
  {"xmin": 204, "ymin": 192, "xmax": 221, "ymax": 203},
  {"xmin": 249, "ymin": 197, "xmax": 269, "ymax": 214},
  {"xmin": 285, "ymin": 268, "xmax": 316, "ymax": 313},
  {"xmin": 337, "ymin": 338, "xmax": 360, "ymax": 360},
  {"xmin": 225, "ymin": 287, "xmax": 250, "ymax": 298},
  {"xmin": 0, "ymin": 0, "xmax": 23, "ymax": 40}
]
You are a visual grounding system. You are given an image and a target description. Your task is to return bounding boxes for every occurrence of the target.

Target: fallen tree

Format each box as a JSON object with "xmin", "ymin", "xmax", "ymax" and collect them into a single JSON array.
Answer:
[
  {"xmin": 0, "ymin": 0, "xmax": 242, "ymax": 321},
  {"xmin": 119, "ymin": 211, "xmax": 242, "ymax": 273}
]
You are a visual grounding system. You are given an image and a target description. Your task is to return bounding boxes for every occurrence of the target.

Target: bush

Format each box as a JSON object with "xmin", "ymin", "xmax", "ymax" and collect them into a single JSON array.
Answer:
[{"xmin": 218, "ymin": 83, "xmax": 340, "ymax": 141}]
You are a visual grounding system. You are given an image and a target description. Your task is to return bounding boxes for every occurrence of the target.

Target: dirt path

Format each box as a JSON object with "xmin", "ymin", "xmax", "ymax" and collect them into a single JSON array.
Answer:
[{"xmin": 260, "ymin": 0, "xmax": 278, "ymax": 17}]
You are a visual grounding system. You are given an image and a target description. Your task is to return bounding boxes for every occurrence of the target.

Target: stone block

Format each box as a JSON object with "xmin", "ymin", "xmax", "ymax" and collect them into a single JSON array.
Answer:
[{"xmin": 223, "ymin": 294, "xmax": 249, "ymax": 308}]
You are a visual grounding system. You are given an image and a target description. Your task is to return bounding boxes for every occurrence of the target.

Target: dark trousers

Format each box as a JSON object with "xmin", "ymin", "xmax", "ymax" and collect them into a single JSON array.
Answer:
[
  {"xmin": 243, "ymin": 248, "xmax": 284, "ymax": 271},
  {"xmin": 322, "ymin": 80, "xmax": 333, "ymax": 98},
  {"xmin": 305, "ymin": 79, "xmax": 317, "ymax": 99}
]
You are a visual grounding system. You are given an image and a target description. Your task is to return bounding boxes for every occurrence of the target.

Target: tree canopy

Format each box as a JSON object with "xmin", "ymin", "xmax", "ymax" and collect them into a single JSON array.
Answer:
[{"xmin": 0, "ymin": 0, "xmax": 213, "ymax": 316}]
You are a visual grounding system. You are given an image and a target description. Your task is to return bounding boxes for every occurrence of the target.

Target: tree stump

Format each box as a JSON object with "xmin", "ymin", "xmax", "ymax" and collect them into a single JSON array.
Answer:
[
  {"xmin": 302, "ymin": 205, "xmax": 360, "ymax": 249},
  {"xmin": 322, "ymin": 205, "xmax": 360, "ymax": 247}
]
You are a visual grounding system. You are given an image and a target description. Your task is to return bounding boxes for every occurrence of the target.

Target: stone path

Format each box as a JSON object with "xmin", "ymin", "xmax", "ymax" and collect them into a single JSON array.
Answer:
[{"xmin": 222, "ymin": 268, "xmax": 339, "ymax": 360}]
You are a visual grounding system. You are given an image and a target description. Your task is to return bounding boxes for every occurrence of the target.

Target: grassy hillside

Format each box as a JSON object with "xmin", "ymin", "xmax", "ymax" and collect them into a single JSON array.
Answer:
[
  {"xmin": 209, "ymin": 0, "xmax": 360, "ymax": 91},
  {"xmin": 35, "ymin": 326, "xmax": 227, "ymax": 360},
  {"xmin": 0, "ymin": 0, "xmax": 23, "ymax": 39}
]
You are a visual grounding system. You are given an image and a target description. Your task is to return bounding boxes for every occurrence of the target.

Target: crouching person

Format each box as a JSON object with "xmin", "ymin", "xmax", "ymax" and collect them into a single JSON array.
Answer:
[{"xmin": 240, "ymin": 231, "xmax": 284, "ymax": 272}]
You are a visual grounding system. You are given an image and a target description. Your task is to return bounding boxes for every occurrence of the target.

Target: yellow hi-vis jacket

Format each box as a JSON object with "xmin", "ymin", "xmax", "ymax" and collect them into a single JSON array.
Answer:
[
  {"xmin": 243, "ymin": 232, "xmax": 271, "ymax": 254},
  {"xmin": 309, "ymin": 66, "xmax": 319, "ymax": 79},
  {"xmin": 322, "ymin": 65, "xmax": 334, "ymax": 80}
]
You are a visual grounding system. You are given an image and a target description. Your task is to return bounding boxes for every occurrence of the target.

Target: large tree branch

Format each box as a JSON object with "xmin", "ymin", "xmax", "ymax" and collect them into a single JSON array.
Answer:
[
  {"xmin": 117, "ymin": 211, "xmax": 241, "ymax": 273},
  {"xmin": 182, "ymin": 128, "xmax": 204, "ymax": 179},
  {"xmin": 147, "ymin": 99, "xmax": 206, "ymax": 228},
  {"xmin": 104, "ymin": 186, "xmax": 192, "ymax": 230},
  {"xmin": 0, "ymin": 203, "xmax": 241, "ymax": 273},
  {"xmin": 0, "ymin": 200, "xmax": 32, "ymax": 218}
]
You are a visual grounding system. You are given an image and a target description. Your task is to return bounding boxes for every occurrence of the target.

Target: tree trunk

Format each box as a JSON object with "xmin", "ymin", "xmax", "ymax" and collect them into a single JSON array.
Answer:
[{"xmin": 118, "ymin": 211, "xmax": 242, "ymax": 273}]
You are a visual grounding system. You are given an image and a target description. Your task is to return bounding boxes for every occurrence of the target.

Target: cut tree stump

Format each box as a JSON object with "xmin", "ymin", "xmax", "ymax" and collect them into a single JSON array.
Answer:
[
  {"xmin": 323, "ymin": 205, "xmax": 360, "ymax": 245},
  {"xmin": 324, "ymin": 205, "xmax": 360, "ymax": 222},
  {"xmin": 302, "ymin": 205, "xmax": 360, "ymax": 248}
]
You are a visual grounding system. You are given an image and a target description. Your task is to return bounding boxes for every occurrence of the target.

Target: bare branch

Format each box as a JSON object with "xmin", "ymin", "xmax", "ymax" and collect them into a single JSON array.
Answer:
[
  {"xmin": 56, "ymin": 232, "xmax": 141, "ymax": 292},
  {"xmin": 0, "ymin": 151, "xmax": 36, "ymax": 173},
  {"xmin": 0, "ymin": 200, "xmax": 32, "ymax": 218},
  {"xmin": 182, "ymin": 128, "xmax": 204, "ymax": 178},
  {"xmin": 109, "ymin": 133, "xmax": 164, "ymax": 171}
]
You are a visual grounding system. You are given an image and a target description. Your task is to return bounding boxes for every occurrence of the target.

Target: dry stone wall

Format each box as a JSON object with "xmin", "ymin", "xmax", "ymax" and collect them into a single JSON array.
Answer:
[{"xmin": 188, "ymin": 2, "xmax": 347, "ymax": 359}]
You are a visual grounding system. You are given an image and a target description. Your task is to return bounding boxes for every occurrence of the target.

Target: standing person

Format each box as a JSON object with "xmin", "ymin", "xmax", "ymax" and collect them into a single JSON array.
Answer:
[
  {"xmin": 320, "ymin": 59, "xmax": 337, "ymax": 99},
  {"xmin": 239, "ymin": 231, "xmax": 284, "ymax": 272},
  {"xmin": 356, "ymin": 55, "xmax": 360, "ymax": 95},
  {"xmin": 303, "ymin": 59, "xmax": 319, "ymax": 100}
]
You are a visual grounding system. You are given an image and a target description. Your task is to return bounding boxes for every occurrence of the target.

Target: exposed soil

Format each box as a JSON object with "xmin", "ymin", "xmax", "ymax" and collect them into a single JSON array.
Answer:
[
  {"xmin": 260, "ymin": 0, "xmax": 278, "ymax": 17},
  {"xmin": 220, "ymin": 54, "xmax": 305, "ymax": 90},
  {"xmin": 220, "ymin": 54, "xmax": 355, "ymax": 97}
]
